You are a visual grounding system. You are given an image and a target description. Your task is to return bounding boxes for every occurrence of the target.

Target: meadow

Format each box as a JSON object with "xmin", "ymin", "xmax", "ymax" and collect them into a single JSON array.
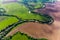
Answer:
[
  {"xmin": 0, "ymin": 2, "xmax": 48, "ymax": 31},
  {"xmin": 0, "ymin": 2, "xmax": 49, "ymax": 40}
]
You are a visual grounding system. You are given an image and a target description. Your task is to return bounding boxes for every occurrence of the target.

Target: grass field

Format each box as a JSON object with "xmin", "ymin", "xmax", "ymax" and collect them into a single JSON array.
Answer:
[
  {"xmin": 0, "ymin": 17, "xmax": 18, "ymax": 30},
  {"xmin": 11, "ymin": 32, "xmax": 29, "ymax": 40},
  {"xmin": 0, "ymin": 2, "xmax": 49, "ymax": 40},
  {"xmin": 0, "ymin": 2, "xmax": 48, "ymax": 31},
  {"xmin": 3, "ymin": 2, "xmax": 44, "ymax": 20}
]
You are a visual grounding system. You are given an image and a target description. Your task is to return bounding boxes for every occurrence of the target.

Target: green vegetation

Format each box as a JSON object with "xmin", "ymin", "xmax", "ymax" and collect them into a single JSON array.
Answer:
[
  {"xmin": 11, "ymin": 32, "xmax": 29, "ymax": 40},
  {"xmin": 0, "ymin": 17, "xmax": 18, "ymax": 30},
  {"xmin": 0, "ymin": 2, "xmax": 50, "ymax": 31},
  {"xmin": 28, "ymin": 2, "xmax": 44, "ymax": 9}
]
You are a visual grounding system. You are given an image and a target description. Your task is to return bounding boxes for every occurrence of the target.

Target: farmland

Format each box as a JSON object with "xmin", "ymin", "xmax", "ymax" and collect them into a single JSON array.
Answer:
[{"xmin": 0, "ymin": 1, "xmax": 53, "ymax": 40}]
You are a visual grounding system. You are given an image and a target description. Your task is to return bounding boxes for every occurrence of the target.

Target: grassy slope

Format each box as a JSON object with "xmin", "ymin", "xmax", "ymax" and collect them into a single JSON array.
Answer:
[
  {"xmin": 0, "ymin": 2, "xmax": 46, "ymax": 30},
  {"xmin": 11, "ymin": 32, "xmax": 29, "ymax": 40},
  {"xmin": 3, "ymin": 2, "xmax": 43, "ymax": 20},
  {"xmin": 0, "ymin": 17, "xmax": 18, "ymax": 30}
]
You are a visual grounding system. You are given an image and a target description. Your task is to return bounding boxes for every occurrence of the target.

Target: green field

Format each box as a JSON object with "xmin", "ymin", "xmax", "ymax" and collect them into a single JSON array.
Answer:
[
  {"xmin": 0, "ymin": 2, "xmax": 48, "ymax": 31},
  {"xmin": 11, "ymin": 32, "xmax": 30, "ymax": 40},
  {"xmin": 0, "ymin": 2, "xmax": 49, "ymax": 40}
]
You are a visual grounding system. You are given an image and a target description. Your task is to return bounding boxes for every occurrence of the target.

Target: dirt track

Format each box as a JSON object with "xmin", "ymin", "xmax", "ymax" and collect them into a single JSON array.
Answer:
[{"xmin": 6, "ymin": 2, "xmax": 60, "ymax": 40}]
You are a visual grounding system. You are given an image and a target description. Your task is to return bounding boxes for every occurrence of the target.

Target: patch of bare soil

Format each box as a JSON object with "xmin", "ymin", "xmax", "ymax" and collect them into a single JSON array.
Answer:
[{"xmin": 6, "ymin": 22, "xmax": 60, "ymax": 40}]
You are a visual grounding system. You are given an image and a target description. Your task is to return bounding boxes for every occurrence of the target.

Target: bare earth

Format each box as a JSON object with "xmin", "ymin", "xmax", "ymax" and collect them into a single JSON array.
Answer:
[{"xmin": 6, "ymin": 2, "xmax": 60, "ymax": 40}]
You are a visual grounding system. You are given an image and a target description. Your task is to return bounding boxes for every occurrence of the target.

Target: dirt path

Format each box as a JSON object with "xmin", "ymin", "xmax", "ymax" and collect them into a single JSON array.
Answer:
[{"xmin": 6, "ymin": 2, "xmax": 60, "ymax": 40}]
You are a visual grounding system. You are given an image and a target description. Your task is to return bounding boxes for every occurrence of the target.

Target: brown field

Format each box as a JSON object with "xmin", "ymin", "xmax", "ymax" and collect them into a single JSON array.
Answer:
[
  {"xmin": 6, "ymin": 2, "xmax": 60, "ymax": 40},
  {"xmin": 6, "ymin": 21, "xmax": 60, "ymax": 40}
]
